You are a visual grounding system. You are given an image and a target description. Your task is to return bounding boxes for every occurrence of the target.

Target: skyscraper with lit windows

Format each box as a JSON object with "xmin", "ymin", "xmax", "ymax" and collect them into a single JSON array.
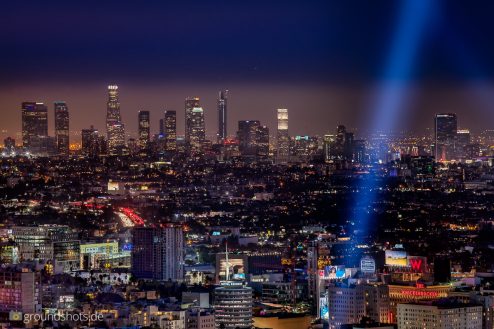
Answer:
[
  {"xmin": 138, "ymin": 110, "xmax": 150, "ymax": 150},
  {"xmin": 54, "ymin": 101, "xmax": 69, "ymax": 155},
  {"xmin": 434, "ymin": 113, "xmax": 457, "ymax": 161},
  {"xmin": 237, "ymin": 120, "xmax": 260, "ymax": 157},
  {"xmin": 217, "ymin": 90, "xmax": 228, "ymax": 143},
  {"xmin": 131, "ymin": 226, "xmax": 184, "ymax": 281},
  {"xmin": 185, "ymin": 97, "xmax": 200, "ymax": 143},
  {"xmin": 185, "ymin": 97, "xmax": 205, "ymax": 152},
  {"xmin": 164, "ymin": 110, "xmax": 177, "ymax": 152},
  {"xmin": 106, "ymin": 85, "xmax": 126, "ymax": 155},
  {"xmin": 21, "ymin": 102, "xmax": 48, "ymax": 149},
  {"xmin": 276, "ymin": 108, "xmax": 289, "ymax": 162},
  {"xmin": 81, "ymin": 126, "xmax": 100, "ymax": 157},
  {"xmin": 258, "ymin": 125, "xmax": 270, "ymax": 157}
]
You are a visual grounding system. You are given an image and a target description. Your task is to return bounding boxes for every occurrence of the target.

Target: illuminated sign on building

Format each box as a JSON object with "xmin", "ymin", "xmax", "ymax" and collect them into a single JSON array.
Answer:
[
  {"xmin": 80, "ymin": 242, "xmax": 118, "ymax": 255},
  {"xmin": 319, "ymin": 266, "xmax": 346, "ymax": 279},
  {"xmin": 360, "ymin": 256, "xmax": 376, "ymax": 273},
  {"xmin": 400, "ymin": 290, "xmax": 439, "ymax": 297},
  {"xmin": 319, "ymin": 292, "xmax": 329, "ymax": 320},
  {"xmin": 409, "ymin": 258, "xmax": 422, "ymax": 271},
  {"xmin": 122, "ymin": 243, "xmax": 133, "ymax": 251},
  {"xmin": 407, "ymin": 256, "xmax": 427, "ymax": 272},
  {"xmin": 385, "ymin": 250, "xmax": 408, "ymax": 266}
]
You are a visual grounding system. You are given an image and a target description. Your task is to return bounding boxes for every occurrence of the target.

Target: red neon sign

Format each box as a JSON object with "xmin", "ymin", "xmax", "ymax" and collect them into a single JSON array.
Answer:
[
  {"xmin": 409, "ymin": 258, "xmax": 423, "ymax": 271},
  {"xmin": 400, "ymin": 290, "xmax": 439, "ymax": 297}
]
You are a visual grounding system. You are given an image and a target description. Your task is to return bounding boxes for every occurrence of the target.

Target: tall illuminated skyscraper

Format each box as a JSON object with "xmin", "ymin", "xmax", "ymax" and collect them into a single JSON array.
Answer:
[
  {"xmin": 138, "ymin": 110, "xmax": 150, "ymax": 150},
  {"xmin": 21, "ymin": 102, "xmax": 48, "ymax": 149},
  {"xmin": 434, "ymin": 113, "xmax": 457, "ymax": 161},
  {"xmin": 81, "ymin": 126, "xmax": 100, "ymax": 157},
  {"xmin": 276, "ymin": 108, "xmax": 289, "ymax": 162},
  {"xmin": 185, "ymin": 97, "xmax": 205, "ymax": 152},
  {"xmin": 185, "ymin": 97, "xmax": 200, "ymax": 143},
  {"xmin": 257, "ymin": 125, "xmax": 270, "ymax": 157},
  {"xmin": 164, "ymin": 110, "xmax": 177, "ymax": 152},
  {"xmin": 237, "ymin": 120, "xmax": 260, "ymax": 157},
  {"xmin": 106, "ymin": 85, "xmax": 126, "ymax": 155},
  {"xmin": 217, "ymin": 90, "xmax": 228, "ymax": 143},
  {"xmin": 54, "ymin": 101, "xmax": 69, "ymax": 155},
  {"xmin": 323, "ymin": 134, "xmax": 336, "ymax": 163}
]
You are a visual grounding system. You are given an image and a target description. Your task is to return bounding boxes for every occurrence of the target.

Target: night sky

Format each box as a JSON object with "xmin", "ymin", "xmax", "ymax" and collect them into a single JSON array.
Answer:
[{"xmin": 2, "ymin": 0, "xmax": 494, "ymax": 141}]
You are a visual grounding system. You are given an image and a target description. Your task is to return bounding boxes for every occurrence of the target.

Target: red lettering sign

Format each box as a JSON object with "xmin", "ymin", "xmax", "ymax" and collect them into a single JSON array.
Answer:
[
  {"xmin": 409, "ymin": 258, "xmax": 423, "ymax": 272},
  {"xmin": 400, "ymin": 290, "xmax": 439, "ymax": 297}
]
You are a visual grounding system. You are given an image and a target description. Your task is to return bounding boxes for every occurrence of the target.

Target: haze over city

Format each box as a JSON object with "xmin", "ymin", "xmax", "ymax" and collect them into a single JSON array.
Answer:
[{"xmin": 3, "ymin": 0, "xmax": 494, "ymax": 140}]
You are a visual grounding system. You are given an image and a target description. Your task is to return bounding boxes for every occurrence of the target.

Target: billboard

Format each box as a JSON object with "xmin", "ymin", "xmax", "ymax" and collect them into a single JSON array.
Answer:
[
  {"xmin": 218, "ymin": 258, "xmax": 246, "ymax": 281},
  {"xmin": 319, "ymin": 292, "xmax": 329, "ymax": 320},
  {"xmin": 385, "ymin": 250, "xmax": 408, "ymax": 266},
  {"xmin": 320, "ymin": 265, "xmax": 346, "ymax": 279},
  {"xmin": 360, "ymin": 256, "xmax": 376, "ymax": 273}
]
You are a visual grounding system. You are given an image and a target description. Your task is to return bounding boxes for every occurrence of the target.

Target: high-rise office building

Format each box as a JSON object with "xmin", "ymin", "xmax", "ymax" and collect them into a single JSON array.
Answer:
[
  {"xmin": 293, "ymin": 135, "xmax": 319, "ymax": 161},
  {"xmin": 456, "ymin": 129, "xmax": 470, "ymax": 158},
  {"xmin": 159, "ymin": 118, "xmax": 165, "ymax": 136},
  {"xmin": 54, "ymin": 101, "xmax": 69, "ymax": 155},
  {"xmin": 106, "ymin": 85, "xmax": 126, "ymax": 155},
  {"xmin": 214, "ymin": 283, "xmax": 253, "ymax": 329},
  {"xmin": 164, "ymin": 110, "xmax": 177, "ymax": 152},
  {"xmin": 276, "ymin": 109, "xmax": 289, "ymax": 162},
  {"xmin": 217, "ymin": 90, "xmax": 228, "ymax": 143},
  {"xmin": 237, "ymin": 120, "xmax": 260, "ymax": 157},
  {"xmin": 185, "ymin": 97, "xmax": 201, "ymax": 146},
  {"xmin": 81, "ymin": 126, "xmax": 100, "ymax": 157},
  {"xmin": 323, "ymin": 134, "xmax": 336, "ymax": 162},
  {"xmin": 434, "ymin": 113, "xmax": 457, "ymax": 161},
  {"xmin": 138, "ymin": 110, "xmax": 150, "ymax": 150},
  {"xmin": 21, "ymin": 102, "xmax": 48, "ymax": 149},
  {"xmin": 258, "ymin": 125, "xmax": 270, "ymax": 157},
  {"xmin": 352, "ymin": 139, "xmax": 367, "ymax": 163},
  {"xmin": 185, "ymin": 97, "xmax": 205, "ymax": 152},
  {"xmin": 131, "ymin": 226, "xmax": 184, "ymax": 281}
]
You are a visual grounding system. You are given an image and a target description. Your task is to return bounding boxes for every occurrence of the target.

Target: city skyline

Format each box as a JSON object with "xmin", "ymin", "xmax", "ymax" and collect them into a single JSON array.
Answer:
[
  {"xmin": 3, "ymin": 83, "xmax": 494, "ymax": 145},
  {"xmin": 3, "ymin": 1, "xmax": 494, "ymax": 140}
]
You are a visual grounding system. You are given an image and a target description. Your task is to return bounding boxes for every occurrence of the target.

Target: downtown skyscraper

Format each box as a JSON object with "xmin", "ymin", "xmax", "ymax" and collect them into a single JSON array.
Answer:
[
  {"xmin": 217, "ymin": 90, "xmax": 228, "ymax": 143},
  {"xmin": 237, "ymin": 120, "xmax": 260, "ymax": 157},
  {"xmin": 21, "ymin": 102, "xmax": 48, "ymax": 149},
  {"xmin": 164, "ymin": 110, "xmax": 177, "ymax": 152},
  {"xmin": 81, "ymin": 126, "xmax": 100, "ymax": 157},
  {"xmin": 106, "ymin": 85, "xmax": 126, "ymax": 155},
  {"xmin": 434, "ymin": 113, "xmax": 457, "ymax": 161},
  {"xmin": 184, "ymin": 97, "xmax": 205, "ymax": 152},
  {"xmin": 257, "ymin": 125, "xmax": 269, "ymax": 157},
  {"xmin": 137, "ymin": 110, "xmax": 150, "ymax": 150},
  {"xmin": 54, "ymin": 101, "xmax": 69, "ymax": 155},
  {"xmin": 276, "ymin": 108, "xmax": 289, "ymax": 162}
]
